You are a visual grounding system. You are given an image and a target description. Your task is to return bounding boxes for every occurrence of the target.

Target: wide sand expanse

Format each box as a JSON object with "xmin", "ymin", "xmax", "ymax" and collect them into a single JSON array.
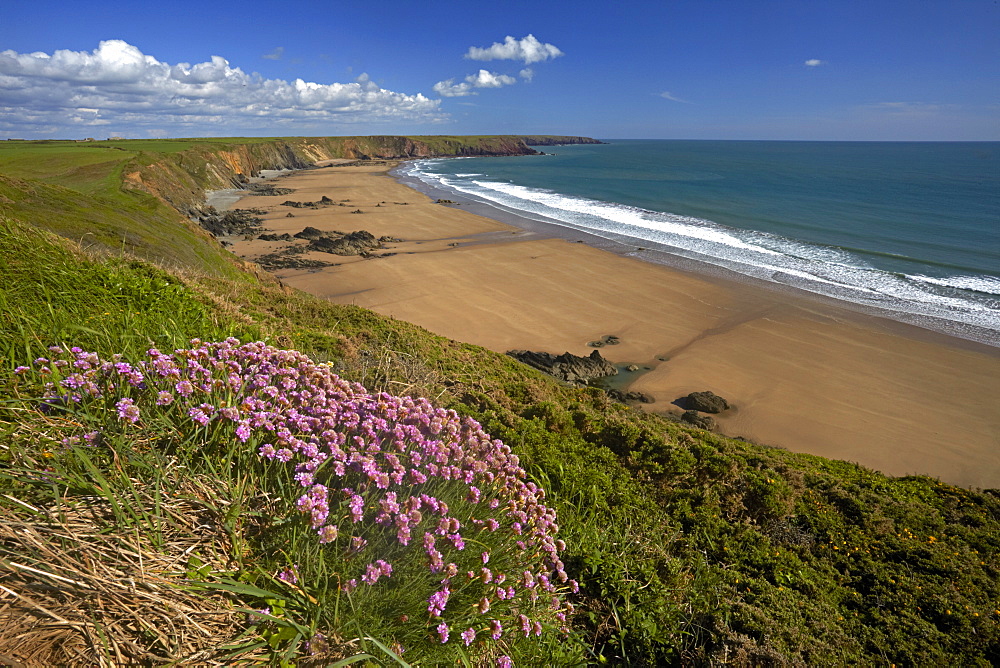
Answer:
[{"xmin": 228, "ymin": 163, "xmax": 1000, "ymax": 490}]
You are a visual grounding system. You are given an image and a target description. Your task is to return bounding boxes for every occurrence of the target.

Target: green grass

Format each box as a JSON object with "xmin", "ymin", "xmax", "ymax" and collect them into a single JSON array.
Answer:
[{"xmin": 1, "ymin": 139, "xmax": 998, "ymax": 665}]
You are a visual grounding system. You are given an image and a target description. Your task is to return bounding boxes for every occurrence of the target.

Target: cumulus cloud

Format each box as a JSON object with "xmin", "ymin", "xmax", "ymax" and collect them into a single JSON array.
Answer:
[
  {"xmin": 465, "ymin": 34, "xmax": 563, "ymax": 65},
  {"xmin": 519, "ymin": 68, "xmax": 534, "ymax": 82},
  {"xmin": 433, "ymin": 69, "xmax": 517, "ymax": 97},
  {"xmin": 467, "ymin": 69, "xmax": 516, "ymax": 88},
  {"xmin": 0, "ymin": 40, "xmax": 444, "ymax": 137},
  {"xmin": 804, "ymin": 59, "xmax": 825, "ymax": 67},
  {"xmin": 262, "ymin": 47, "xmax": 284, "ymax": 60}
]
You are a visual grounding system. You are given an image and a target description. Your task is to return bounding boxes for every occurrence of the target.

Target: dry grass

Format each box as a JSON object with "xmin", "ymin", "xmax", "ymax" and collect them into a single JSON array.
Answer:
[{"xmin": 0, "ymin": 479, "xmax": 265, "ymax": 667}]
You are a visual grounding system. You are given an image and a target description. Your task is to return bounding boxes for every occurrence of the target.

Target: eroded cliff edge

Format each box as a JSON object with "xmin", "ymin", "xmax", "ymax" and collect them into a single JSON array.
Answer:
[{"xmin": 126, "ymin": 135, "xmax": 602, "ymax": 216}]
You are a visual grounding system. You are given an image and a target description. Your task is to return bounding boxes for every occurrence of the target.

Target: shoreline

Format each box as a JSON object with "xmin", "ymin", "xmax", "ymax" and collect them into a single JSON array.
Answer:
[
  {"xmin": 394, "ymin": 159, "xmax": 1000, "ymax": 351},
  {"xmin": 223, "ymin": 161, "xmax": 1000, "ymax": 490}
]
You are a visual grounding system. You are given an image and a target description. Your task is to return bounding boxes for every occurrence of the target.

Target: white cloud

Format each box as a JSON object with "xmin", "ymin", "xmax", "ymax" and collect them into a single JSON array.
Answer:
[
  {"xmin": 519, "ymin": 68, "xmax": 534, "ymax": 82},
  {"xmin": 433, "ymin": 79, "xmax": 473, "ymax": 97},
  {"xmin": 0, "ymin": 40, "xmax": 444, "ymax": 137},
  {"xmin": 467, "ymin": 69, "xmax": 516, "ymax": 88},
  {"xmin": 433, "ymin": 69, "xmax": 517, "ymax": 97},
  {"xmin": 659, "ymin": 91, "xmax": 690, "ymax": 103},
  {"xmin": 262, "ymin": 47, "xmax": 285, "ymax": 60},
  {"xmin": 804, "ymin": 59, "xmax": 825, "ymax": 67},
  {"xmin": 465, "ymin": 34, "xmax": 563, "ymax": 65}
]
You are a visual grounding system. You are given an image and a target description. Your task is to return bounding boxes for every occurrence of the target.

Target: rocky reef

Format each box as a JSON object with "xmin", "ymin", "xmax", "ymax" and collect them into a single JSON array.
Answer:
[{"xmin": 506, "ymin": 349, "xmax": 618, "ymax": 386}]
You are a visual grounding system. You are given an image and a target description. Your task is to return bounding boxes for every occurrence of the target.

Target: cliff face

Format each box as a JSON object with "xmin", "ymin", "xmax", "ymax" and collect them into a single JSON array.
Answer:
[{"xmin": 126, "ymin": 135, "xmax": 600, "ymax": 216}]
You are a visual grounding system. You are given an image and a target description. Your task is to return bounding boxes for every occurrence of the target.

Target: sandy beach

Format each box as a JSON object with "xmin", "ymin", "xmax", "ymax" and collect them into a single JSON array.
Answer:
[{"xmin": 227, "ymin": 162, "xmax": 1000, "ymax": 490}]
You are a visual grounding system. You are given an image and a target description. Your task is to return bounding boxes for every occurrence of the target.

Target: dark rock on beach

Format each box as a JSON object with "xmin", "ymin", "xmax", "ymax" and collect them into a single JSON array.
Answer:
[
  {"xmin": 681, "ymin": 410, "xmax": 716, "ymax": 430},
  {"xmin": 506, "ymin": 349, "xmax": 617, "ymax": 386},
  {"xmin": 248, "ymin": 184, "xmax": 295, "ymax": 197},
  {"xmin": 255, "ymin": 254, "xmax": 336, "ymax": 270},
  {"xmin": 258, "ymin": 233, "xmax": 294, "ymax": 242},
  {"xmin": 680, "ymin": 391, "xmax": 731, "ymax": 414},
  {"xmin": 198, "ymin": 208, "xmax": 266, "ymax": 237},
  {"xmin": 608, "ymin": 389, "xmax": 655, "ymax": 404},
  {"xmin": 588, "ymin": 334, "xmax": 621, "ymax": 348},
  {"xmin": 282, "ymin": 196, "xmax": 336, "ymax": 208},
  {"xmin": 307, "ymin": 230, "xmax": 382, "ymax": 256},
  {"xmin": 293, "ymin": 226, "xmax": 327, "ymax": 241}
]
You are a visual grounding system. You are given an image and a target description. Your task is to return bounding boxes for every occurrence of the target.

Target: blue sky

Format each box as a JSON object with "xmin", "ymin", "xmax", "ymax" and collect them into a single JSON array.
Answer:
[{"xmin": 2, "ymin": 0, "xmax": 998, "ymax": 140}]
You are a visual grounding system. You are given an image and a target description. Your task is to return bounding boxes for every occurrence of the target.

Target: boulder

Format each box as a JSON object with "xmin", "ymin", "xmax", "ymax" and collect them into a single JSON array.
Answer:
[
  {"xmin": 681, "ymin": 410, "xmax": 716, "ymax": 430},
  {"xmin": 682, "ymin": 391, "xmax": 731, "ymax": 414},
  {"xmin": 293, "ymin": 226, "xmax": 326, "ymax": 240}
]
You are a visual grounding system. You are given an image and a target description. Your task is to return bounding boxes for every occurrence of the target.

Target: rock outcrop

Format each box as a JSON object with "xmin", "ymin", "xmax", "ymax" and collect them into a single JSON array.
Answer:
[
  {"xmin": 304, "ymin": 229, "xmax": 382, "ymax": 256},
  {"xmin": 679, "ymin": 391, "xmax": 731, "ymax": 414},
  {"xmin": 506, "ymin": 349, "xmax": 617, "ymax": 385},
  {"xmin": 198, "ymin": 208, "xmax": 266, "ymax": 237},
  {"xmin": 681, "ymin": 410, "xmax": 716, "ymax": 430},
  {"xmin": 608, "ymin": 389, "xmax": 655, "ymax": 404}
]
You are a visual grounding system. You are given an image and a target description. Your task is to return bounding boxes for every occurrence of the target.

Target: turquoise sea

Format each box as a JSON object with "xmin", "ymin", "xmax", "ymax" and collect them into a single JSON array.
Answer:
[{"xmin": 398, "ymin": 140, "xmax": 1000, "ymax": 346}]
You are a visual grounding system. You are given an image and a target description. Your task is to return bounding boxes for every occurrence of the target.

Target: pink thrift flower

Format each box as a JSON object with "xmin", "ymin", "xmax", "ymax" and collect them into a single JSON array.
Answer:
[
  {"xmin": 116, "ymin": 397, "xmax": 140, "ymax": 423},
  {"xmin": 436, "ymin": 622, "xmax": 450, "ymax": 643},
  {"xmin": 461, "ymin": 627, "xmax": 476, "ymax": 646}
]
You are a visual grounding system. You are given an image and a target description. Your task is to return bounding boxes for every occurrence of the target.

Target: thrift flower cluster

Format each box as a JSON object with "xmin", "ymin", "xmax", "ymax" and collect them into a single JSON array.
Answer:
[{"xmin": 18, "ymin": 339, "xmax": 578, "ymax": 659}]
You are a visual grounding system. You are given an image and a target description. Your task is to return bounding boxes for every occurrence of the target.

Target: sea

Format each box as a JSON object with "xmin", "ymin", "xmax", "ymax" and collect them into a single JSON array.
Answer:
[{"xmin": 396, "ymin": 140, "xmax": 1000, "ymax": 347}]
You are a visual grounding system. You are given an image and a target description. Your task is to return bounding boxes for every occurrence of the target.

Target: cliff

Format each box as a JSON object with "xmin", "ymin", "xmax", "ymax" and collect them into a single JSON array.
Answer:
[{"xmin": 124, "ymin": 135, "xmax": 601, "ymax": 216}]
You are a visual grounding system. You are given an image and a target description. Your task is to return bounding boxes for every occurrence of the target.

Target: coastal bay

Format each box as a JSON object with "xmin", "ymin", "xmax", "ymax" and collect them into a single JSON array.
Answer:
[{"xmin": 228, "ymin": 161, "xmax": 1000, "ymax": 490}]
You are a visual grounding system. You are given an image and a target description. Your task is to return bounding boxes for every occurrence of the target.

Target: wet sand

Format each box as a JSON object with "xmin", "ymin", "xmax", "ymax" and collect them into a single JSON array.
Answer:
[{"xmin": 227, "ymin": 163, "xmax": 1000, "ymax": 490}]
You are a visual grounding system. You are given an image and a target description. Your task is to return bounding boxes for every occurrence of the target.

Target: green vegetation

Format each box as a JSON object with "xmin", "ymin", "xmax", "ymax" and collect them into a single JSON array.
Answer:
[{"xmin": 1, "ymin": 138, "xmax": 998, "ymax": 666}]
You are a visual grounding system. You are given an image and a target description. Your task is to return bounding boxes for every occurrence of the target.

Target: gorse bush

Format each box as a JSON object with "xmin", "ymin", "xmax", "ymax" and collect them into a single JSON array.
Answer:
[{"xmin": 11, "ymin": 338, "xmax": 579, "ymax": 665}]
